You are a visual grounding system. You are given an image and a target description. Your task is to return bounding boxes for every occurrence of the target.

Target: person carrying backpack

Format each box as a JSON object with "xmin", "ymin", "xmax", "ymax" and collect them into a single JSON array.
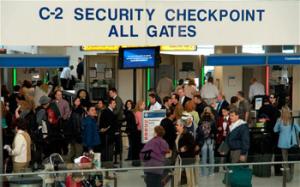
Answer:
[
  {"xmin": 50, "ymin": 90, "xmax": 71, "ymax": 155},
  {"xmin": 34, "ymin": 96, "xmax": 53, "ymax": 166},
  {"xmin": 196, "ymin": 107, "xmax": 217, "ymax": 177}
]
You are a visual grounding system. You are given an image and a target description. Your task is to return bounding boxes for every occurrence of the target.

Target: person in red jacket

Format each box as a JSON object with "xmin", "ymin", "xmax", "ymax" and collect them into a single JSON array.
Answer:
[
  {"xmin": 215, "ymin": 107, "xmax": 231, "ymax": 169},
  {"xmin": 216, "ymin": 107, "xmax": 231, "ymax": 146}
]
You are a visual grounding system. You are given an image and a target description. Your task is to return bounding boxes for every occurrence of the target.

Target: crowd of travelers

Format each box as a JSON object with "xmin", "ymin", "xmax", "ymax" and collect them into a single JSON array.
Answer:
[{"xmin": 0, "ymin": 76, "xmax": 299, "ymax": 187}]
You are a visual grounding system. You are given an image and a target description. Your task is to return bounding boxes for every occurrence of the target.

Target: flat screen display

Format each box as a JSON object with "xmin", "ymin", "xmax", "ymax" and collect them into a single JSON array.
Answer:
[{"xmin": 119, "ymin": 47, "xmax": 160, "ymax": 69}]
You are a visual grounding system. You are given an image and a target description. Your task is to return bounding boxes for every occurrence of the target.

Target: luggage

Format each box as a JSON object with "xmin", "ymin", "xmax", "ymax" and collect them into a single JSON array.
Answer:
[
  {"xmin": 252, "ymin": 154, "xmax": 272, "ymax": 177},
  {"xmin": 223, "ymin": 166, "xmax": 252, "ymax": 187}
]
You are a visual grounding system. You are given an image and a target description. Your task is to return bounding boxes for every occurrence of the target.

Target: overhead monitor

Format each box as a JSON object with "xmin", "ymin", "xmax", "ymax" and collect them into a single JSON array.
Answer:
[{"xmin": 119, "ymin": 47, "xmax": 160, "ymax": 69}]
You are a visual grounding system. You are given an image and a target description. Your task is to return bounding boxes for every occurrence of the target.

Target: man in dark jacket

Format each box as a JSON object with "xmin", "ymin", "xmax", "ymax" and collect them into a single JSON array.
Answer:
[
  {"xmin": 193, "ymin": 94, "xmax": 207, "ymax": 118},
  {"xmin": 108, "ymin": 88, "xmax": 124, "ymax": 161},
  {"xmin": 99, "ymin": 98, "xmax": 117, "ymax": 163},
  {"xmin": 76, "ymin": 57, "xmax": 84, "ymax": 80},
  {"xmin": 227, "ymin": 108, "xmax": 250, "ymax": 163},
  {"xmin": 160, "ymin": 108, "xmax": 176, "ymax": 151}
]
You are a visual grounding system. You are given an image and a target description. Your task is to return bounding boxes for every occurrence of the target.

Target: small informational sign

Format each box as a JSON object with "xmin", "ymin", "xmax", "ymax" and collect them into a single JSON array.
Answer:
[
  {"xmin": 142, "ymin": 110, "xmax": 166, "ymax": 143},
  {"xmin": 255, "ymin": 97, "xmax": 263, "ymax": 110}
]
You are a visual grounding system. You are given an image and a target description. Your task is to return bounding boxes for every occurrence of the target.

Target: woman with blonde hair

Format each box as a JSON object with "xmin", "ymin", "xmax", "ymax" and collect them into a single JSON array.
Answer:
[
  {"xmin": 274, "ymin": 106, "xmax": 300, "ymax": 182},
  {"xmin": 132, "ymin": 100, "xmax": 146, "ymax": 166},
  {"xmin": 184, "ymin": 100, "xmax": 200, "ymax": 128}
]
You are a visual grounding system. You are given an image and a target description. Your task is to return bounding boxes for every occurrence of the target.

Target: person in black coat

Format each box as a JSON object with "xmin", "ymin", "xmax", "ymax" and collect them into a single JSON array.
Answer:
[
  {"xmin": 76, "ymin": 89, "xmax": 91, "ymax": 108},
  {"xmin": 257, "ymin": 96, "xmax": 282, "ymax": 175},
  {"xmin": 124, "ymin": 100, "xmax": 136, "ymax": 161},
  {"xmin": 174, "ymin": 118, "xmax": 197, "ymax": 186},
  {"xmin": 193, "ymin": 94, "xmax": 207, "ymax": 118},
  {"xmin": 160, "ymin": 108, "xmax": 177, "ymax": 152},
  {"xmin": 99, "ymin": 98, "xmax": 117, "ymax": 163},
  {"xmin": 216, "ymin": 95, "xmax": 229, "ymax": 117},
  {"xmin": 65, "ymin": 97, "xmax": 85, "ymax": 162},
  {"xmin": 177, "ymin": 87, "xmax": 191, "ymax": 108},
  {"xmin": 76, "ymin": 57, "xmax": 84, "ymax": 80}
]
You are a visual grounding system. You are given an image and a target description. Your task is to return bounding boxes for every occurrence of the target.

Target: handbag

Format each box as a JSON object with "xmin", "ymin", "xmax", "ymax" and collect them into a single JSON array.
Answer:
[
  {"xmin": 288, "ymin": 121, "xmax": 300, "ymax": 161},
  {"xmin": 223, "ymin": 166, "xmax": 252, "ymax": 187},
  {"xmin": 218, "ymin": 140, "xmax": 230, "ymax": 155}
]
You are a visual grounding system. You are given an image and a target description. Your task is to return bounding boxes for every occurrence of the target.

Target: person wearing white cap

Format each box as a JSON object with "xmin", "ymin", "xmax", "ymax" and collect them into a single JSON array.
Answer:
[{"xmin": 173, "ymin": 118, "xmax": 197, "ymax": 187}]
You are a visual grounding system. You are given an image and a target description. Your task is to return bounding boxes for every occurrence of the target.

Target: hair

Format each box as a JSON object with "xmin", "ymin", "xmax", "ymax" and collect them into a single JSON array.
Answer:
[
  {"xmin": 230, "ymin": 96, "xmax": 239, "ymax": 104},
  {"xmin": 39, "ymin": 84, "xmax": 49, "ymax": 93},
  {"xmin": 73, "ymin": 97, "xmax": 81, "ymax": 105},
  {"xmin": 78, "ymin": 57, "xmax": 83, "ymax": 61},
  {"xmin": 280, "ymin": 106, "xmax": 292, "ymax": 125},
  {"xmin": 176, "ymin": 118, "xmax": 188, "ymax": 127},
  {"xmin": 22, "ymin": 80, "xmax": 32, "ymax": 88},
  {"xmin": 188, "ymin": 78, "xmax": 195, "ymax": 86},
  {"xmin": 184, "ymin": 100, "xmax": 195, "ymax": 112},
  {"xmin": 237, "ymin": 91, "xmax": 245, "ymax": 98},
  {"xmin": 178, "ymin": 79, "xmax": 184, "ymax": 85},
  {"xmin": 163, "ymin": 96, "xmax": 171, "ymax": 104},
  {"xmin": 222, "ymin": 106, "xmax": 230, "ymax": 111},
  {"xmin": 76, "ymin": 89, "xmax": 90, "ymax": 101},
  {"xmin": 125, "ymin": 100, "xmax": 135, "ymax": 111},
  {"xmin": 149, "ymin": 93, "xmax": 156, "ymax": 99},
  {"xmin": 134, "ymin": 100, "xmax": 145, "ymax": 112},
  {"xmin": 54, "ymin": 89, "xmax": 62, "ymax": 96},
  {"xmin": 177, "ymin": 87, "xmax": 184, "ymax": 92},
  {"xmin": 166, "ymin": 108, "xmax": 175, "ymax": 118},
  {"xmin": 208, "ymin": 77, "xmax": 214, "ymax": 83},
  {"xmin": 193, "ymin": 94, "xmax": 202, "ymax": 100},
  {"xmin": 1, "ymin": 101, "xmax": 7, "ymax": 116},
  {"xmin": 86, "ymin": 105, "xmax": 95, "ymax": 112},
  {"xmin": 269, "ymin": 94, "xmax": 276, "ymax": 98},
  {"xmin": 19, "ymin": 100, "xmax": 33, "ymax": 111},
  {"xmin": 229, "ymin": 107, "xmax": 240, "ymax": 116},
  {"xmin": 13, "ymin": 85, "xmax": 21, "ymax": 92},
  {"xmin": 108, "ymin": 98, "xmax": 115, "ymax": 105},
  {"xmin": 154, "ymin": 126, "xmax": 165, "ymax": 137},
  {"xmin": 98, "ymin": 99, "xmax": 105, "ymax": 104},
  {"xmin": 172, "ymin": 93, "xmax": 180, "ymax": 101},
  {"xmin": 174, "ymin": 104, "xmax": 184, "ymax": 120},
  {"xmin": 109, "ymin": 88, "xmax": 117, "ymax": 93},
  {"xmin": 15, "ymin": 118, "xmax": 27, "ymax": 131},
  {"xmin": 201, "ymin": 106, "xmax": 215, "ymax": 120}
]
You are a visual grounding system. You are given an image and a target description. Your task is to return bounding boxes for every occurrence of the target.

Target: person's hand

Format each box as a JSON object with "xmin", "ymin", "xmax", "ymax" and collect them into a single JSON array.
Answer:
[
  {"xmin": 239, "ymin": 155, "xmax": 246, "ymax": 162},
  {"xmin": 4, "ymin": 145, "xmax": 11, "ymax": 153},
  {"xmin": 195, "ymin": 145, "xmax": 200, "ymax": 152},
  {"xmin": 218, "ymin": 127, "xmax": 222, "ymax": 131},
  {"xmin": 100, "ymin": 127, "xmax": 109, "ymax": 133},
  {"xmin": 259, "ymin": 118, "xmax": 266, "ymax": 123},
  {"xmin": 180, "ymin": 146, "xmax": 187, "ymax": 152}
]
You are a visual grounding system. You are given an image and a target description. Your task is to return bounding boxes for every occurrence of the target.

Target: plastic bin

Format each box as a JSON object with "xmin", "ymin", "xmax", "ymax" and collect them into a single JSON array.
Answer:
[{"xmin": 9, "ymin": 176, "xmax": 43, "ymax": 187}]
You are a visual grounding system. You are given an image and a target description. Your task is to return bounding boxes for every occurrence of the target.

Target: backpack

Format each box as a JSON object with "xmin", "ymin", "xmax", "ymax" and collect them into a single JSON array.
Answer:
[
  {"xmin": 201, "ymin": 122, "xmax": 212, "ymax": 139},
  {"xmin": 47, "ymin": 107, "xmax": 59, "ymax": 126}
]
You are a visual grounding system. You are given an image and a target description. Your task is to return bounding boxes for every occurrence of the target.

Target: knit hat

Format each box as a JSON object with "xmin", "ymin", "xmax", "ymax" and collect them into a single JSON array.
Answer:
[
  {"xmin": 181, "ymin": 112, "xmax": 193, "ymax": 121},
  {"xmin": 39, "ymin": 96, "xmax": 51, "ymax": 105}
]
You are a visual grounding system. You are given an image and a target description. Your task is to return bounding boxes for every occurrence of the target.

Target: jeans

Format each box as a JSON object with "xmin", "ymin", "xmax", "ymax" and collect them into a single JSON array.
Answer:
[
  {"xmin": 201, "ymin": 139, "xmax": 215, "ymax": 176},
  {"xmin": 144, "ymin": 173, "xmax": 162, "ymax": 187}
]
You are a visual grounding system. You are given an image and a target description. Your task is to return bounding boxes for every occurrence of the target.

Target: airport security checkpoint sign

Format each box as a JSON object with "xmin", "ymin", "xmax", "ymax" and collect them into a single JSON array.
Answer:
[
  {"xmin": 142, "ymin": 110, "xmax": 166, "ymax": 143},
  {"xmin": 0, "ymin": 0, "xmax": 300, "ymax": 46}
]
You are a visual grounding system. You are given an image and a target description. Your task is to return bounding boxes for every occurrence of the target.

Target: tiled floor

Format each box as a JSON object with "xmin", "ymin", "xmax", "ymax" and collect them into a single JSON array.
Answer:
[
  {"xmin": 112, "ymin": 139, "xmax": 300, "ymax": 187},
  {"xmin": 110, "ymin": 166, "xmax": 300, "ymax": 187}
]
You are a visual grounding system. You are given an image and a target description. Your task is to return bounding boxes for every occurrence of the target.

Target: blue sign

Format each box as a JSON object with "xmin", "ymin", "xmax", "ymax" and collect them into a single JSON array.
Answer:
[
  {"xmin": 0, "ymin": 55, "xmax": 69, "ymax": 68},
  {"xmin": 268, "ymin": 55, "xmax": 300, "ymax": 65},
  {"xmin": 206, "ymin": 55, "xmax": 266, "ymax": 66}
]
